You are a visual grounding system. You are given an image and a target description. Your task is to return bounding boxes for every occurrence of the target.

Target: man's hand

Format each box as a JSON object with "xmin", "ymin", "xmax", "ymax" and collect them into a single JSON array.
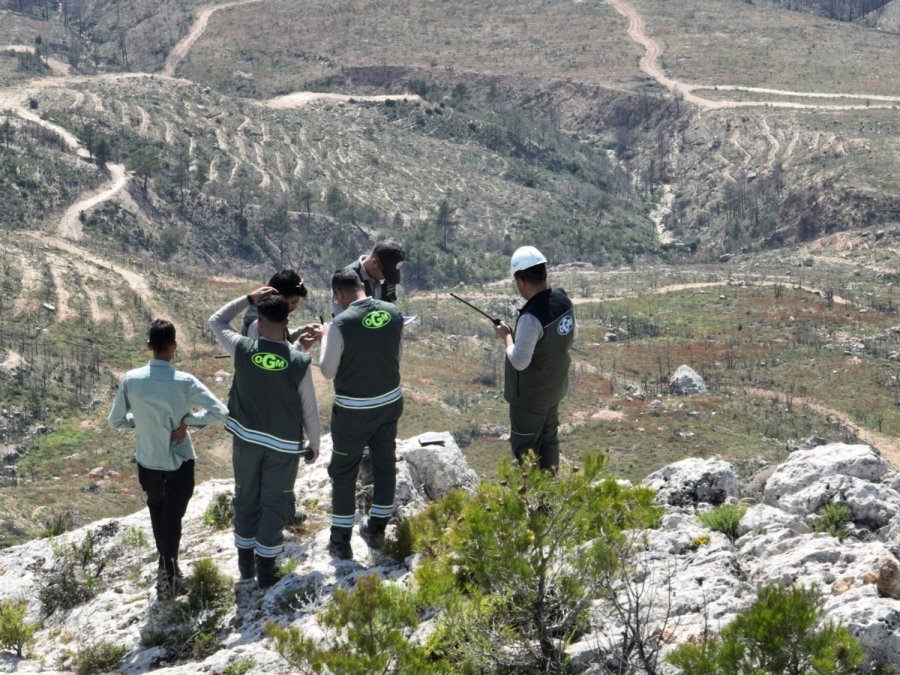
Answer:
[
  {"xmin": 171, "ymin": 421, "xmax": 187, "ymax": 444},
  {"xmin": 304, "ymin": 446, "xmax": 319, "ymax": 464},
  {"xmin": 494, "ymin": 321, "xmax": 513, "ymax": 344},
  {"xmin": 297, "ymin": 323, "xmax": 324, "ymax": 350},
  {"xmin": 249, "ymin": 286, "xmax": 278, "ymax": 304}
]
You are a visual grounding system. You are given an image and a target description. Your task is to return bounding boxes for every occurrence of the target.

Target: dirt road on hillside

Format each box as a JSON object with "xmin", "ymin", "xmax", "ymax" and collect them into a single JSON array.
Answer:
[
  {"xmin": 24, "ymin": 234, "xmax": 187, "ymax": 344},
  {"xmin": 738, "ymin": 387, "xmax": 900, "ymax": 467},
  {"xmin": 1, "ymin": 45, "xmax": 70, "ymax": 76},
  {"xmin": 606, "ymin": 0, "xmax": 900, "ymax": 110},
  {"xmin": 162, "ymin": 0, "xmax": 264, "ymax": 77},
  {"xmin": 59, "ymin": 163, "xmax": 129, "ymax": 239},
  {"xmin": 264, "ymin": 92, "xmax": 425, "ymax": 109}
]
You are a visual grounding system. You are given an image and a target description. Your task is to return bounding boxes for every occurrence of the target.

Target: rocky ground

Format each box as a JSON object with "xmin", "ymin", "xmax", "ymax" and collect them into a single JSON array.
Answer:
[{"xmin": 0, "ymin": 431, "xmax": 898, "ymax": 673}]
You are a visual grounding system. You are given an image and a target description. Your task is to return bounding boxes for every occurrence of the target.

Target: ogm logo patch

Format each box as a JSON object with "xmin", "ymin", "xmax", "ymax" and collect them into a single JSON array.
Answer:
[
  {"xmin": 362, "ymin": 310, "xmax": 392, "ymax": 329},
  {"xmin": 557, "ymin": 315, "xmax": 574, "ymax": 336},
  {"xmin": 251, "ymin": 352, "xmax": 288, "ymax": 371}
]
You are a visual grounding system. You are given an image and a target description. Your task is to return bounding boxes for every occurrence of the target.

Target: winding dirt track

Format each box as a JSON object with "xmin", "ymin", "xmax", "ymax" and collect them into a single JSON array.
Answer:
[
  {"xmin": 59, "ymin": 163, "xmax": 128, "ymax": 239},
  {"xmin": 264, "ymin": 92, "xmax": 425, "ymax": 109},
  {"xmin": 737, "ymin": 387, "xmax": 900, "ymax": 468},
  {"xmin": 606, "ymin": 0, "xmax": 900, "ymax": 111},
  {"xmin": 162, "ymin": 0, "xmax": 264, "ymax": 77}
]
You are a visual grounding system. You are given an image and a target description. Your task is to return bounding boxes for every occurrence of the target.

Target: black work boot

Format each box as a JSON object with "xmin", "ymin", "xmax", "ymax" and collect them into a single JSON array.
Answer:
[
  {"xmin": 327, "ymin": 531, "xmax": 353, "ymax": 560},
  {"xmin": 157, "ymin": 557, "xmax": 187, "ymax": 599},
  {"xmin": 237, "ymin": 547, "xmax": 256, "ymax": 580},
  {"xmin": 256, "ymin": 554, "xmax": 277, "ymax": 590},
  {"xmin": 359, "ymin": 520, "xmax": 386, "ymax": 549}
]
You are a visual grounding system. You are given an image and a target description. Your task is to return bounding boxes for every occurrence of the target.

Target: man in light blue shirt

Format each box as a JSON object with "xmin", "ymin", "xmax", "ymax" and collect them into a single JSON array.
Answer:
[{"xmin": 108, "ymin": 319, "xmax": 228, "ymax": 596}]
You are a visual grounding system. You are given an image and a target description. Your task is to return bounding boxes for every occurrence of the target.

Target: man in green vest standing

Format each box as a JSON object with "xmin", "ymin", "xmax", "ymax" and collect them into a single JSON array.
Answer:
[
  {"xmin": 320, "ymin": 268, "xmax": 404, "ymax": 560},
  {"xmin": 209, "ymin": 288, "xmax": 321, "ymax": 589},
  {"xmin": 494, "ymin": 246, "xmax": 576, "ymax": 472}
]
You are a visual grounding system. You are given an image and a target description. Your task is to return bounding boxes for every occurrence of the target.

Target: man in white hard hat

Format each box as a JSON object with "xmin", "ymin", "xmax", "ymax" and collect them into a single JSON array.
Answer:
[{"xmin": 494, "ymin": 246, "xmax": 575, "ymax": 471}]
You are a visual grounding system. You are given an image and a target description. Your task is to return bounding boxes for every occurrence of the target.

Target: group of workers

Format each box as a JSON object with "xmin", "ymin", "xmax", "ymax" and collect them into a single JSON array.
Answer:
[{"xmin": 108, "ymin": 241, "xmax": 576, "ymax": 596}]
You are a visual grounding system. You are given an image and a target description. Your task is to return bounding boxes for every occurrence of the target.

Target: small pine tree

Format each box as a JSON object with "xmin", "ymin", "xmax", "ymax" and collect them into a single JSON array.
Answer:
[
  {"xmin": 668, "ymin": 584, "xmax": 866, "ymax": 674},
  {"xmin": 203, "ymin": 492, "xmax": 234, "ymax": 530},
  {"xmin": 266, "ymin": 574, "xmax": 436, "ymax": 674},
  {"xmin": 410, "ymin": 454, "xmax": 662, "ymax": 673},
  {"xmin": 0, "ymin": 599, "xmax": 38, "ymax": 658}
]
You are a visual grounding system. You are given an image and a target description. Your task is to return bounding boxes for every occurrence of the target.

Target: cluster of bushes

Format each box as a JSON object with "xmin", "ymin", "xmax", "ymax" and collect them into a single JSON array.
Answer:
[
  {"xmin": 38, "ymin": 523, "xmax": 121, "ymax": 617},
  {"xmin": 265, "ymin": 456, "xmax": 869, "ymax": 674},
  {"xmin": 268, "ymin": 454, "xmax": 664, "ymax": 673},
  {"xmin": 140, "ymin": 559, "xmax": 232, "ymax": 662}
]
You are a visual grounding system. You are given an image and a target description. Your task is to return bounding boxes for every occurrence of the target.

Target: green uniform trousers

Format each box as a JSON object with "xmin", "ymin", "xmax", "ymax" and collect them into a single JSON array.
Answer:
[
  {"xmin": 232, "ymin": 437, "xmax": 299, "ymax": 558},
  {"xmin": 509, "ymin": 402, "xmax": 560, "ymax": 472},
  {"xmin": 328, "ymin": 398, "xmax": 403, "ymax": 539}
]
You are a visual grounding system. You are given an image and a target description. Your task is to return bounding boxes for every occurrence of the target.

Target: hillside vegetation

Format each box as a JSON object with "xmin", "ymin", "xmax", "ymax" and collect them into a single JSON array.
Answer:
[{"xmin": 0, "ymin": 0, "xmax": 899, "ymax": 547}]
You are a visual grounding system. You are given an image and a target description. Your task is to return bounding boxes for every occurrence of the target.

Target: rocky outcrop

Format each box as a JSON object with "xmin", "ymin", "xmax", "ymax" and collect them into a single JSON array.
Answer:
[
  {"xmin": 1, "ymin": 437, "xmax": 899, "ymax": 672},
  {"xmin": 573, "ymin": 442, "xmax": 900, "ymax": 671},
  {"xmin": 643, "ymin": 457, "xmax": 738, "ymax": 506},
  {"xmin": 668, "ymin": 364, "xmax": 708, "ymax": 396},
  {"xmin": 763, "ymin": 444, "xmax": 900, "ymax": 528},
  {"xmin": 0, "ymin": 433, "xmax": 477, "ymax": 674}
]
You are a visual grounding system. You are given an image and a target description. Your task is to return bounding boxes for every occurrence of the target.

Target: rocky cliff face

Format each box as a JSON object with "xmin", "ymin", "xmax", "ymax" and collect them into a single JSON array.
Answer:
[
  {"xmin": 0, "ymin": 436, "xmax": 898, "ymax": 673},
  {"xmin": 589, "ymin": 443, "xmax": 900, "ymax": 670}
]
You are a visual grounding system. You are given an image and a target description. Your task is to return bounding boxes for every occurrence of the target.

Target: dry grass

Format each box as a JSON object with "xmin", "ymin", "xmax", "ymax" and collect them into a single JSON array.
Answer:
[
  {"xmin": 176, "ymin": 0, "xmax": 642, "ymax": 97},
  {"xmin": 629, "ymin": 0, "xmax": 900, "ymax": 95}
]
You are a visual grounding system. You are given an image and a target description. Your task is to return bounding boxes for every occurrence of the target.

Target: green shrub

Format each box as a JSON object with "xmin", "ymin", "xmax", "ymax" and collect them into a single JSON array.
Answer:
[
  {"xmin": 223, "ymin": 659, "xmax": 256, "ymax": 675},
  {"xmin": 409, "ymin": 453, "xmax": 662, "ymax": 673},
  {"xmin": 203, "ymin": 492, "xmax": 234, "ymax": 530},
  {"xmin": 186, "ymin": 559, "xmax": 231, "ymax": 613},
  {"xmin": 39, "ymin": 527, "xmax": 118, "ymax": 616},
  {"xmin": 811, "ymin": 502, "xmax": 852, "ymax": 541},
  {"xmin": 0, "ymin": 599, "xmax": 38, "ymax": 657},
  {"xmin": 697, "ymin": 503, "xmax": 748, "ymax": 543},
  {"xmin": 667, "ymin": 584, "xmax": 866, "ymax": 674},
  {"xmin": 73, "ymin": 641, "xmax": 127, "ymax": 675},
  {"xmin": 121, "ymin": 525, "xmax": 147, "ymax": 548},
  {"xmin": 140, "ymin": 559, "xmax": 229, "ymax": 663},
  {"xmin": 266, "ymin": 573, "xmax": 436, "ymax": 674},
  {"xmin": 41, "ymin": 509, "xmax": 76, "ymax": 538},
  {"xmin": 383, "ymin": 517, "xmax": 414, "ymax": 562}
]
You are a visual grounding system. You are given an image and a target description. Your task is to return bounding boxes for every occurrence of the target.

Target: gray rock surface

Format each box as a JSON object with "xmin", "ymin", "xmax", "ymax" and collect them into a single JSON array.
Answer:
[
  {"xmin": 2, "ymin": 436, "xmax": 899, "ymax": 673},
  {"xmin": 643, "ymin": 457, "xmax": 738, "ymax": 506},
  {"xmin": 668, "ymin": 364, "xmax": 708, "ymax": 396}
]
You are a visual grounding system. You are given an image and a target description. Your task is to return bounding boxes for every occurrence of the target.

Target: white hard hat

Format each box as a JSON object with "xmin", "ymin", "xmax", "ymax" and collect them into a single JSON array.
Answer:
[{"xmin": 510, "ymin": 246, "xmax": 547, "ymax": 276}]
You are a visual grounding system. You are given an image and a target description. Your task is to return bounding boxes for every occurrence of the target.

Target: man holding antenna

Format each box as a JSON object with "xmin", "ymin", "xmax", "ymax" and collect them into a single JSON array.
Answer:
[{"xmin": 493, "ymin": 246, "xmax": 575, "ymax": 472}]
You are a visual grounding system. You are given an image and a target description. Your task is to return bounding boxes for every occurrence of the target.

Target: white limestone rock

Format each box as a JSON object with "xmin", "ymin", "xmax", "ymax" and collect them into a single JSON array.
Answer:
[
  {"xmin": 738, "ymin": 503, "xmax": 809, "ymax": 538},
  {"xmin": 764, "ymin": 444, "xmax": 891, "ymax": 510},
  {"xmin": 643, "ymin": 458, "xmax": 738, "ymax": 506},
  {"xmin": 668, "ymin": 364, "xmax": 708, "ymax": 396},
  {"xmin": 397, "ymin": 431, "xmax": 478, "ymax": 500},
  {"xmin": 826, "ymin": 593, "xmax": 900, "ymax": 665},
  {"xmin": 762, "ymin": 444, "xmax": 900, "ymax": 532}
]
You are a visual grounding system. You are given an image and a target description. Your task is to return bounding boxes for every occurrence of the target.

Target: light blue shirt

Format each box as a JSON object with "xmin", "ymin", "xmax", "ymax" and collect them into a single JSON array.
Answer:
[{"xmin": 108, "ymin": 359, "xmax": 228, "ymax": 471}]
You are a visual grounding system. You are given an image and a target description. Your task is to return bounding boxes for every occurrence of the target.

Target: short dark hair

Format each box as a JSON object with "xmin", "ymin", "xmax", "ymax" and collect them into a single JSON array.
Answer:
[
  {"xmin": 331, "ymin": 268, "xmax": 364, "ymax": 294},
  {"xmin": 514, "ymin": 263, "xmax": 547, "ymax": 284},
  {"xmin": 257, "ymin": 295, "xmax": 290, "ymax": 324},
  {"xmin": 268, "ymin": 269, "xmax": 307, "ymax": 298},
  {"xmin": 148, "ymin": 319, "xmax": 176, "ymax": 351}
]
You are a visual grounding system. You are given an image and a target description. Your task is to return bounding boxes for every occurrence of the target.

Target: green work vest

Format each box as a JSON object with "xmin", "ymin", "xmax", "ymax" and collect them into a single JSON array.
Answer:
[
  {"xmin": 225, "ymin": 336, "xmax": 310, "ymax": 453},
  {"xmin": 333, "ymin": 298, "xmax": 403, "ymax": 409},
  {"xmin": 504, "ymin": 288, "xmax": 575, "ymax": 412}
]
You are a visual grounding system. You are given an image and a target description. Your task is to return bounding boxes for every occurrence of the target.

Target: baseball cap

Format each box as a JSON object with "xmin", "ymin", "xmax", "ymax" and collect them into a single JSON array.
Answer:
[{"xmin": 373, "ymin": 240, "xmax": 405, "ymax": 285}]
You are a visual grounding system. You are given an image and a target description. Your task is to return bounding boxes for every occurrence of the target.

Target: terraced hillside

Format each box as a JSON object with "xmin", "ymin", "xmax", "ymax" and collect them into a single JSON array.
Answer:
[
  {"xmin": 0, "ymin": 0, "xmax": 899, "ymax": 548},
  {"xmin": 2, "ymin": 72, "xmax": 655, "ymax": 287}
]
